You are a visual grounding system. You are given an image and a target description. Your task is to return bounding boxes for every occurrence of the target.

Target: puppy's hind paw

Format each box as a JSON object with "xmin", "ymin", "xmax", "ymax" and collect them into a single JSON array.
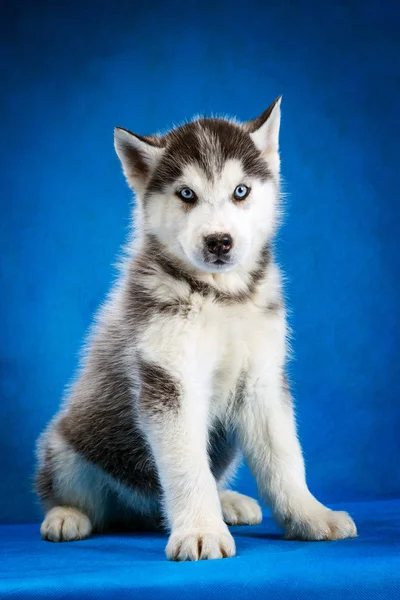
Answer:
[
  {"xmin": 220, "ymin": 490, "xmax": 262, "ymax": 526},
  {"xmin": 40, "ymin": 506, "xmax": 92, "ymax": 542},
  {"xmin": 284, "ymin": 507, "xmax": 357, "ymax": 541}
]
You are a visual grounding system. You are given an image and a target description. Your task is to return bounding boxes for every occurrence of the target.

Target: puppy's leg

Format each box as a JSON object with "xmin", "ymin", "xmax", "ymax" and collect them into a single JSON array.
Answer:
[
  {"xmin": 137, "ymin": 359, "xmax": 235, "ymax": 561},
  {"xmin": 36, "ymin": 428, "xmax": 106, "ymax": 542},
  {"xmin": 236, "ymin": 370, "xmax": 357, "ymax": 540}
]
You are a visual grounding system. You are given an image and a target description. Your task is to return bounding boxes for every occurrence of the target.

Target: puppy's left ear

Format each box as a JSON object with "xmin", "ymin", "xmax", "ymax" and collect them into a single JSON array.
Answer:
[
  {"xmin": 114, "ymin": 127, "xmax": 165, "ymax": 193},
  {"xmin": 244, "ymin": 96, "xmax": 282, "ymax": 173}
]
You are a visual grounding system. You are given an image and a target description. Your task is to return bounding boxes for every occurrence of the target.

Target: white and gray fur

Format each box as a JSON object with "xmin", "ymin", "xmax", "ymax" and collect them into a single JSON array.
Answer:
[{"xmin": 36, "ymin": 97, "xmax": 356, "ymax": 560}]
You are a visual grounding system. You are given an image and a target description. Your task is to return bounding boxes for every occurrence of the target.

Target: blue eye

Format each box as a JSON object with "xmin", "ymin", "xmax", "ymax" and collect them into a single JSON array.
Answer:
[
  {"xmin": 178, "ymin": 187, "xmax": 196, "ymax": 202},
  {"xmin": 233, "ymin": 184, "xmax": 250, "ymax": 200}
]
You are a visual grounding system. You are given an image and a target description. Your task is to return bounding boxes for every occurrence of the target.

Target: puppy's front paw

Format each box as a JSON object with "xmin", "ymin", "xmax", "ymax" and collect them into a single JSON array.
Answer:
[
  {"xmin": 284, "ymin": 506, "xmax": 357, "ymax": 541},
  {"xmin": 166, "ymin": 524, "xmax": 236, "ymax": 561}
]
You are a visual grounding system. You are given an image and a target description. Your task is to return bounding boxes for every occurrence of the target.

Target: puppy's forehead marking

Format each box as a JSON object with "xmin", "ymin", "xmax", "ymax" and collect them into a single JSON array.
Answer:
[
  {"xmin": 180, "ymin": 163, "xmax": 211, "ymax": 193},
  {"xmin": 180, "ymin": 159, "xmax": 246, "ymax": 204},
  {"xmin": 146, "ymin": 118, "xmax": 271, "ymax": 196},
  {"xmin": 219, "ymin": 159, "xmax": 246, "ymax": 187}
]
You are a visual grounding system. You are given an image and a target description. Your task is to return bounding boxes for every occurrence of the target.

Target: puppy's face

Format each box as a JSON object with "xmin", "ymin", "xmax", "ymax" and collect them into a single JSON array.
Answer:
[{"xmin": 115, "ymin": 98, "xmax": 281, "ymax": 273}]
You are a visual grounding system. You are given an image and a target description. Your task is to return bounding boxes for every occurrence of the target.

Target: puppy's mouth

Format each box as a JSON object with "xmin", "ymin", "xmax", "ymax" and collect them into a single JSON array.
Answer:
[
  {"xmin": 212, "ymin": 259, "xmax": 227, "ymax": 266},
  {"xmin": 202, "ymin": 256, "xmax": 236, "ymax": 272},
  {"xmin": 180, "ymin": 244, "xmax": 237, "ymax": 273},
  {"xmin": 205, "ymin": 255, "xmax": 234, "ymax": 268}
]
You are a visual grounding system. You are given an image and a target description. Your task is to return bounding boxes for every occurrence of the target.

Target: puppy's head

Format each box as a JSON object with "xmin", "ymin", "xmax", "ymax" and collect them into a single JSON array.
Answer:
[{"xmin": 115, "ymin": 97, "xmax": 281, "ymax": 273}]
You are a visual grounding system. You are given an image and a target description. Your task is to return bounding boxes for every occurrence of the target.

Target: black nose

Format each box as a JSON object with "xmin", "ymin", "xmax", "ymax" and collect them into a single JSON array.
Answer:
[{"xmin": 204, "ymin": 233, "xmax": 233, "ymax": 256}]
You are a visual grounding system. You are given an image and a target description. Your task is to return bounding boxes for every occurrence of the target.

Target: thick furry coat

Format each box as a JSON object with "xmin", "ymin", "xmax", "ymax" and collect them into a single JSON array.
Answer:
[{"xmin": 36, "ymin": 98, "xmax": 356, "ymax": 560}]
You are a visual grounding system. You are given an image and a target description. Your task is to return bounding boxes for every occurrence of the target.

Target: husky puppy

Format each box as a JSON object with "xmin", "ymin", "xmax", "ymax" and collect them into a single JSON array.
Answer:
[{"xmin": 36, "ymin": 97, "xmax": 356, "ymax": 560}]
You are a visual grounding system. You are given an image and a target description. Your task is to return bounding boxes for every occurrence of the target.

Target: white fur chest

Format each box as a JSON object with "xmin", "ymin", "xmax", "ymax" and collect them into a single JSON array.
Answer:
[
  {"xmin": 135, "ymin": 279, "xmax": 286, "ymax": 421},
  {"xmin": 200, "ymin": 295, "xmax": 286, "ymax": 419}
]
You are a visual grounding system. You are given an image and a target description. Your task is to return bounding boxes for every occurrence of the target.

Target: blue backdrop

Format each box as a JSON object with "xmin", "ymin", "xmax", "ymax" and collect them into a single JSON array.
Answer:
[{"xmin": 1, "ymin": 0, "xmax": 399, "ymax": 525}]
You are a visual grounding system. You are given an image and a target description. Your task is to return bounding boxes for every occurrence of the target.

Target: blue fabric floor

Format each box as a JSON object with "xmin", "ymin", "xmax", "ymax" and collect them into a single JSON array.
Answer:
[{"xmin": 1, "ymin": 499, "xmax": 399, "ymax": 599}]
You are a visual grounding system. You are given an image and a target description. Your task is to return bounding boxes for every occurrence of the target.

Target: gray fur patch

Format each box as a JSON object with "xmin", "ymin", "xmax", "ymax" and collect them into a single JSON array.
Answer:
[
  {"xmin": 208, "ymin": 421, "xmax": 238, "ymax": 481},
  {"xmin": 40, "ymin": 326, "xmax": 239, "ymax": 507},
  {"xmin": 36, "ymin": 446, "xmax": 57, "ymax": 504},
  {"xmin": 125, "ymin": 272, "xmax": 182, "ymax": 326},
  {"xmin": 146, "ymin": 118, "xmax": 271, "ymax": 196},
  {"xmin": 57, "ymin": 352, "xmax": 162, "ymax": 496},
  {"xmin": 137, "ymin": 357, "xmax": 182, "ymax": 415}
]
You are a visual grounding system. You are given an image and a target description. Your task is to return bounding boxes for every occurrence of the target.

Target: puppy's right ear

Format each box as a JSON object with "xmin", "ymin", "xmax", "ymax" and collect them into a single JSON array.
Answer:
[{"xmin": 114, "ymin": 127, "xmax": 165, "ymax": 191}]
